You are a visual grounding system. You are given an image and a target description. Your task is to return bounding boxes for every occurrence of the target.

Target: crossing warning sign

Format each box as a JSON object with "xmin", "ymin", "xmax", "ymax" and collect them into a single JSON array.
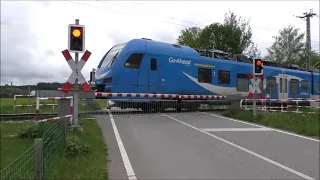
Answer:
[
  {"xmin": 247, "ymin": 73, "xmax": 265, "ymax": 99},
  {"xmin": 61, "ymin": 49, "xmax": 92, "ymax": 93}
]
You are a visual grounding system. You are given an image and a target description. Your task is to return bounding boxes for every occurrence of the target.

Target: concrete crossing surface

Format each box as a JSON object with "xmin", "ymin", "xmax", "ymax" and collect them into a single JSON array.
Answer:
[{"xmin": 96, "ymin": 112, "xmax": 319, "ymax": 180}]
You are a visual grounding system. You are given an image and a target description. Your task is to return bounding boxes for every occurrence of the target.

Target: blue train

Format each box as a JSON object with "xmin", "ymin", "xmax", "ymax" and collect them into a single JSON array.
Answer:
[{"xmin": 94, "ymin": 38, "xmax": 320, "ymax": 109}]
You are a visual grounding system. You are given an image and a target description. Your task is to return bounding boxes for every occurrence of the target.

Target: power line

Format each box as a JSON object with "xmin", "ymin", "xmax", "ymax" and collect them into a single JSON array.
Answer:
[
  {"xmin": 96, "ymin": 1, "xmax": 205, "ymax": 27},
  {"xmin": 67, "ymin": 1, "xmax": 191, "ymax": 28},
  {"xmin": 114, "ymin": 1, "xmax": 320, "ymax": 40},
  {"xmin": 67, "ymin": 1, "xmax": 278, "ymax": 46},
  {"xmin": 296, "ymin": 9, "xmax": 318, "ymax": 69}
]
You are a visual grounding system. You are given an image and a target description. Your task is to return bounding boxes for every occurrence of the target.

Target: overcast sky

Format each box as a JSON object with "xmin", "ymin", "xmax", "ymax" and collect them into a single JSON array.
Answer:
[{"xmin": 1, "ymin": 0, "xmax": 319, "ymax": 85}]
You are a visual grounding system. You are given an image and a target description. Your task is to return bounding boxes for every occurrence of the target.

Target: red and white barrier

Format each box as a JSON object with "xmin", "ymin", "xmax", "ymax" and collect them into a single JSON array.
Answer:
[
  {"xmin": 179, "ymin": 94, "xmax": 227, "ymax": 99},
  {"xmin": 13, "ymin": 94, "xmax": 58, "ymax": 111},
  {"xmin": 35, "ymin": 114, "xmax": 72, "ymax": 124},
  {"xmin": 36, "ymin": 96, "xmax": 73, "ymax": 122},
  {"xmin": 95, "ymin": 92, "xmax": 227, "ymax": 99},
  {"xmin": 240, "ymin": 98, "xmax": 320, "ymax": 114}
]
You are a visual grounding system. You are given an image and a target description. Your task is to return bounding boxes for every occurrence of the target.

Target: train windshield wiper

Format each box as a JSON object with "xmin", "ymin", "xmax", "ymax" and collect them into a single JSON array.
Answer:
[{"xmin": 108, "ymin": 52, "xmax": 119, "ymax": 66}]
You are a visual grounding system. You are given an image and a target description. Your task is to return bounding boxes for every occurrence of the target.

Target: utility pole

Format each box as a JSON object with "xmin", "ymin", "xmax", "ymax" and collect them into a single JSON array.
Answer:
[{"xmin": 296, "ymin": 9, "xmax": 318, "ymax": 70}]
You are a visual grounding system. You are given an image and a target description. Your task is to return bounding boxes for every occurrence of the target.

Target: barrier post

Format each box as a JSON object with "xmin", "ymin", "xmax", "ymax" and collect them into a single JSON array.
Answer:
[
  {"xmin": 36, "ymin": 97, "xmax": 40, "ymax": 121},
  {"xmin": 13, "ymin": 95, "xmax": 16, "ymax": 111},
  {"xmin": 52, "ymin": 99, "xmax": 55, "ymax": 111}
]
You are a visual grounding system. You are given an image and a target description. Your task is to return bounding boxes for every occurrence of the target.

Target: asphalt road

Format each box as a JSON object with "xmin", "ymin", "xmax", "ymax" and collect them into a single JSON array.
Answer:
[{"xmin": 95, "ymin": 112, "xmax": 319, "ymax": 180}]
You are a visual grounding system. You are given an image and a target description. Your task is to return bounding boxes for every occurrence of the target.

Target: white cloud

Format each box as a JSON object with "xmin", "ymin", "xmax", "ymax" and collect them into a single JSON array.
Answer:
[{"xmin": 1, "ymin": 0, "xmax": 319, "ymax": 85}]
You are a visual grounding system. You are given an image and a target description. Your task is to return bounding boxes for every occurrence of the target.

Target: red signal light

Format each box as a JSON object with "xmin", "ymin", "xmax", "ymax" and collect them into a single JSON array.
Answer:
[{"xmin": 256, "ymin": 60, "xmax": 262, "ymax": 66}]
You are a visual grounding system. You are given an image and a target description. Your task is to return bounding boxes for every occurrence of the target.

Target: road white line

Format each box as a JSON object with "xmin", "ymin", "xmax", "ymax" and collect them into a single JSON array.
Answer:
[
  {"xmin": 162, "ymin": 113, "xmax": 315, "ymax": 180},
  {"xmin": 107, "ymin": 110, "xmax": 137, "ymax": 180},
  {"xmin": 202, "ymin": 112, "xmax": 319, "ymax": 142},
  {"xmin": 202, "ymin": 128, "xmax": 272, "ymax": 132}
]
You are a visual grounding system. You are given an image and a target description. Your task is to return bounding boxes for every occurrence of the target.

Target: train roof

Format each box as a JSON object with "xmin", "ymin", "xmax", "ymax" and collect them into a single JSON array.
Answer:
[
  {"xmin": 129, "ymin": 38, "xmax": 199, "ymax": 56},
  {"xmin": 126, "ymin": 38, "xmax": 319, "ymax": 75}
]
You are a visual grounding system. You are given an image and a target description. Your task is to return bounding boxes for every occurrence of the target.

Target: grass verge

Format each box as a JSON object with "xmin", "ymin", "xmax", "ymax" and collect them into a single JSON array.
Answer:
[
  {"xmin": 0, "ymin": 118, "xmax": 108, "ymax": 179},
  {"xmin": 0, "ymin": 121, "xmax": 34, "ymax": 169},
  {"xmin": 222, "ymin": 110, "xmax": 320, "ymax": 138},
  {"xmin": 52, "ymin": 119, "xmax": 108, "ymax": 179}
]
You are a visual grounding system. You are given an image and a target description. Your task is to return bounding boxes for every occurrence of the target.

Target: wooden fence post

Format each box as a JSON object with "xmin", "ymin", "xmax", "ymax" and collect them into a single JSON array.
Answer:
[{"xmin": 34, "ymin": 138, "xmax": 43, "ymax": 180}]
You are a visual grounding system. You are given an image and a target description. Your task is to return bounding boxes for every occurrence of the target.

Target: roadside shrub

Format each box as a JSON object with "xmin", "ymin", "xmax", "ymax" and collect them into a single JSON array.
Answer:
[
  {"xmin": 18, "ymin": 124, "xmax": 40, "ymax": 138},
  {"xmin": 65, "ymin": 136, "xmax": 90, "ymax": 158}
]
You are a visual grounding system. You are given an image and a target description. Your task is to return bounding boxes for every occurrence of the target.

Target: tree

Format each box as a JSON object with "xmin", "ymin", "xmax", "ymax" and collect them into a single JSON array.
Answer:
[
  {"xmin": 177, "ymin": 27, "xmax": 202, "ymax": 49},
  {"xmin": 310, "ymin": 51, "xmax": 320, "ymax": 68},
  {"xmin": 198, "ymin": 23, "xmax": 224, "ymax": 50},
  {"xmin": 176, "ymin": 11, "xmax": 253, "ymax": 55},
  {"xmin": 222, "ymin": 11, "xmax": 253, "ymax": 54},
  {"xmin": 243, "ymin": 42, "xmax": 261, "ymax": 58},
  {"xmin": 297, "ymin": 50, "xmax": 320, "ymax": 69},
  {"xmin": 264, "ymin": 25, "xmax": 305, "ymax": 65}
]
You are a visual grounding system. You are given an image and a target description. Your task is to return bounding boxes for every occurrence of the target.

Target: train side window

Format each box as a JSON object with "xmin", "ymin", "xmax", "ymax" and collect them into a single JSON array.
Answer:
[
  {"xmin": 290, "ymin": 79, "xmax": 299, "ymax": 94},
  {"xmin": 198, "ymin": 68, "xmax": 212, "ymax": 83},
  {"xmin": 236, "ymin": 74, "xmax": 249, "ymax": 92},
  {"xmin": 218, "ymin": 70, "xmax": 230, "ymax": 84},
  {"xmin": 124, "ymin": 53, "xmax": 144, "ymax": 68},
  {"xmin": 280, "ymin": 78, "xmax": 283, "ymax": 93},
  {"xmin": 318, "ymin": 82, "xmax": 320, "ymax": 91},
  {"xmin": 301, "ymin": 80, "xmax": 308, "ymax": 90},
  {"xmin": 151, "ymin": 58, "xmax": 157, "ymax": 71},
  {"xmin": 285, "ymin": 79, "xmax": 288, "ymax": 93},
  {"xmin": 266, "ymin": 77, "xmax": 276, "ymax": 93}
]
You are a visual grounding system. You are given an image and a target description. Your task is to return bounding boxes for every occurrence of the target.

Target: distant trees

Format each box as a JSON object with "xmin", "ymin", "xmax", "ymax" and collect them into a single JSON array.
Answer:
[
  {"xmin": 177, "ymin": 11, "xmax": 257, "ymax": 56},
  {"xmin": 177, "ymin": 13, "xmax": 319, "ymax": 68},
  {"xmin": 0, "ymin": 82, "xmax": 64, "ymax": 98},
  {"xmin": 177, "ymin": 27, "xmax": 202, "ymax": 49},
  {"xmin": 264, "ymin": 25, "xmax": 305, "ymax": 65},
  {"xmin": 264, "ymin": 25, "xmax": 320, "ymax": 68}
]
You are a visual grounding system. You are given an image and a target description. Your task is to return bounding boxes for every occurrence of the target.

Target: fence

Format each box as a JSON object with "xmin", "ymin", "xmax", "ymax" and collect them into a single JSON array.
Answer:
[
  {"xmin": 84, "ymin": 92, "xmax": 230, "ymax": 116},
  {"xmin": 13, "ymin": 95, "xmax": 58, "ymax": 112},
  {"xmin": 0, "ymin": 116, "xmax": 69, "ymax": 180},
  {"xmin": 36, "ymin": 96, "xmax": 73, "ymax": 122},
  {"xmin": 240, "ymin": 98, "xmax": 320, "ymax": 114}
]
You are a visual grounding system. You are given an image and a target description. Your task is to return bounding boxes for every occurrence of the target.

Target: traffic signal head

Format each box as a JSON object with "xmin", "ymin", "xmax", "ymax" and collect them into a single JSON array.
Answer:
[
  {"xmin": 253, "ymin": 58, "xmax": 263, "ymax": 75},
  {"xmin": 68, "ymin": 24, "xmax": 85, "ymax": 53}
]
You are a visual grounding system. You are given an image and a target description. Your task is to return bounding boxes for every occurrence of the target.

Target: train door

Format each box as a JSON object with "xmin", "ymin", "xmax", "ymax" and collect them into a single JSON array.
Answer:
[
  {"xmin": 137, "ymin": 54, "xmax": 160, "ymax": 93},
  {"xmin": 149, "ymin": 58, "xmax": 160, "ymax": 93},
  {"xmin": 278, "ymin": 74, "xmax": 288, "ymax": 99}
]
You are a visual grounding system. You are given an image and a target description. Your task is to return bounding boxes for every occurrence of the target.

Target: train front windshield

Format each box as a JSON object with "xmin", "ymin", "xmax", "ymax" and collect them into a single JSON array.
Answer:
[{"xmin": 100, "ymin": 43, "xmax": 127, "ymax": 68}]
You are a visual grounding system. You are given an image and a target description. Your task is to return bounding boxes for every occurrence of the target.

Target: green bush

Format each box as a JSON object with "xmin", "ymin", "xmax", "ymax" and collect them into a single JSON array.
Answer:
[
  {"xmin": 65, "ymin": 136, "xmax": 90, "ymax": 158},
  {"xmin": 18, "ymin": 124, "xmax": 40, "ymax": 138}
]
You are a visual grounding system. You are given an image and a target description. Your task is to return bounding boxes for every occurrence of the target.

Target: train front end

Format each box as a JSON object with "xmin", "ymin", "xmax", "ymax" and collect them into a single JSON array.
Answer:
[{"xmin": 95, "ymin": 43, "xmax": 127, "ymax": 93}]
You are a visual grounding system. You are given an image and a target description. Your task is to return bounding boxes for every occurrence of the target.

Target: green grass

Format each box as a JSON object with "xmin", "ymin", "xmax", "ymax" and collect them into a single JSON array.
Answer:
[
  {"xmin": 0, "ymin": 98, "xmax": 107, "ymax": 114},
  {"xmin": 222, "ymin": 110, "xmax": 320, "ymax": 138},
  {"xmin": 51, "ymin": 119, "xmax": 108, "ymax": 179},
  {"xmin": 0, "ymin": 118, "xmax": 108, "ymax": 179},
  {"xmin": 0, "ymin": 121, "xmax": 34, "ymax": 169}
]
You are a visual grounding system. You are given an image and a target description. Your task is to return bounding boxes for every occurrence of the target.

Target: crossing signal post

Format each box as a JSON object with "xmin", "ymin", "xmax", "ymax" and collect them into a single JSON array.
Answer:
[
  {"xmin": 63, "ymin": 19, "xmax": 91, "ymax": 131},
  {"xmin": 252, "ymin": 58, "xmax": 264, "ymax": 115}
]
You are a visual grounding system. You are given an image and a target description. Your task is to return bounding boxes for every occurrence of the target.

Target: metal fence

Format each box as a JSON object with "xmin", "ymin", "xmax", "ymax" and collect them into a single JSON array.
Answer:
[
  {"xmin": 0, "ymin": 116, "xmax": 68, "ymax": 180},
  {"xmin": 83, "ymin": 96, "xmax": 230, "ymax": 117}
]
